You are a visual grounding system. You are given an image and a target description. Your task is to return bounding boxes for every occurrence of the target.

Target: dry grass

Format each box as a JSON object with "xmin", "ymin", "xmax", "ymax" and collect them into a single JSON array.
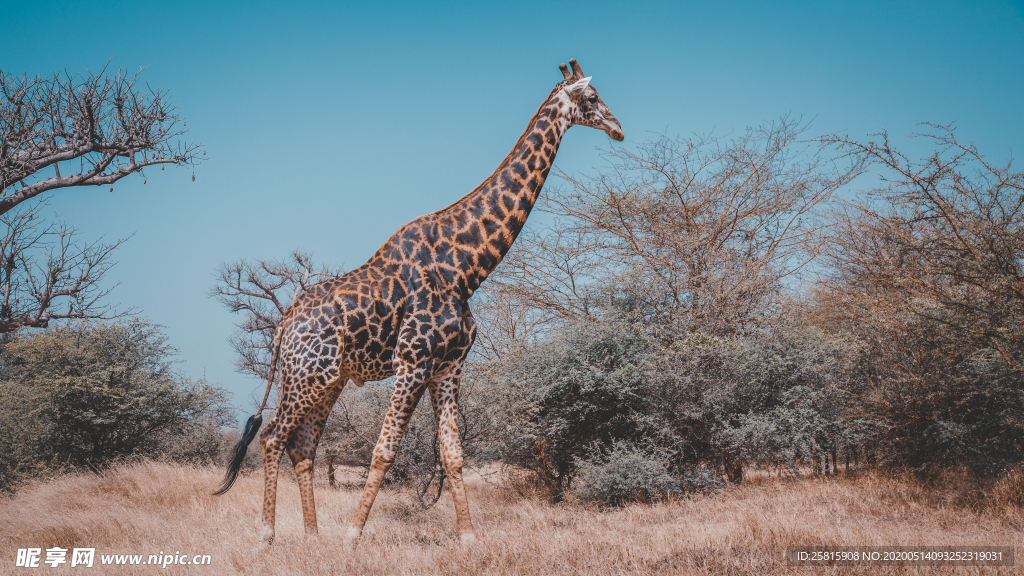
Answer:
[{"xmin": 1, "ymin": 462, "xmax": 1020, "ymax": 575}]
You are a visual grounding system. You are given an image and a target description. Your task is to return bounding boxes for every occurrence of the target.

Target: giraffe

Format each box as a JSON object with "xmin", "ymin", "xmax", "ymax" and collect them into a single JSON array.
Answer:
[{"xmin": 214, "ymin": 58, "xmax": 623, "ymax": 547}]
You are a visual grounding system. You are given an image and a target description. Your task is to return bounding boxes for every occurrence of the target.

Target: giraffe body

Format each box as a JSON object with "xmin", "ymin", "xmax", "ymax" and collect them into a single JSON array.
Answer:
[{"xmin": 223, "ymin": 59, "xmax": 623, "ymax": 546}]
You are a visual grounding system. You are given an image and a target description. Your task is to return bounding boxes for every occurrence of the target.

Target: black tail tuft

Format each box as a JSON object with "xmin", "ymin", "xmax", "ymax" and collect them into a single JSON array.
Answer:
[{"xmin": 213, "ymin": 413, "xmax": 263, "ymax": 496}]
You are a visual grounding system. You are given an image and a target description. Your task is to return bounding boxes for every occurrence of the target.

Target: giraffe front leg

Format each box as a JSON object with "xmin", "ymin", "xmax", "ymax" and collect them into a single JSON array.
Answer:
[
  {"xmin": 344, "ymin": 370, "xmax": 427, "ymax": 549},
  {"xmin": 429, "ymin": 376, "xmax": 477, "ymax": 545},
  {"xmin": 287, "ymin": 385, "xmax": 344, "ymax": 539}
]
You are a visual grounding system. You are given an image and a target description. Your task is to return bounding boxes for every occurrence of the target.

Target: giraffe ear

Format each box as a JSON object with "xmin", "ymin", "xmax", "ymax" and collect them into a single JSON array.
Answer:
[{"xmin": 564, "ymin": 76, "xmax": 592, "ymax": 97}]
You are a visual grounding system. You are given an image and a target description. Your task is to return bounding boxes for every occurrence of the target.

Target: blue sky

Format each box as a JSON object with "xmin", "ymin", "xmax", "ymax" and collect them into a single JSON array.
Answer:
[{"xmin": 4, "ymin": 0, "xmax": 1023, "ymax": 420}]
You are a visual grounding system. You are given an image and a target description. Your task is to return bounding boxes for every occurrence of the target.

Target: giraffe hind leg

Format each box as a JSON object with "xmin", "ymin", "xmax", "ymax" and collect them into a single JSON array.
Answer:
[
  {"xmin": 258, "ymin": 372, "xmax": 335, "ymax": 545},
  {"xmin": 257, "ymin": 414, "xmax": 285, "ymax": 545},
  {"xmin": 286, "ymin": 384, "xmax": 344, "ymax": 538}
]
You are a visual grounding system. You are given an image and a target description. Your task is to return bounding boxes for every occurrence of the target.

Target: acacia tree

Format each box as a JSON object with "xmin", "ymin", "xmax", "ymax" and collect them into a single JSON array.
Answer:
[
  {"xmin": 816, "ymin": 124, "xmax": 1024, "ymax": 472},
  {"xmin": 1, "ymin": 65, "xmax": 201, "ymax": 214},
  {"xmin": 822, "ymin": 124, "xmax": 1024, "ymax": 363},
  {"xmin": 484, "ymin": 117, "xmax": 862, "ymax": 339},
  {"xmin": 0, "ymin": 65, "xmax": 202, "ymax": 331}
]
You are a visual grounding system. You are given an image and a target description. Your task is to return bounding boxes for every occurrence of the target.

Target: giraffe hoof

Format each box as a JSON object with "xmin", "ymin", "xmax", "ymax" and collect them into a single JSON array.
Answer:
[
  {"xmin": 460, "ymin": 532, "xmax": 479, "ymax": 547},
  {"xmin": 251, "ymin": 535, "xmax": 273, "ymax": 555},
  {"xmin": 342, "ymin": 526, "xmax": 361, "ymax": 551},
  {"xmin": 258, "ymin": 527, "xmax": 275, "ymax": 547}
]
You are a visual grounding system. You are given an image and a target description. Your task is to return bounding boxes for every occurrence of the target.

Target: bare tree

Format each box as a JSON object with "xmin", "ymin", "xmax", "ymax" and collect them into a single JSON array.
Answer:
[
  {"xmin": 1, "ymin": 64, "xmax": 202, "ymax": 216},
  {"xmin": 820, "ymin": 123, "xmax": 1024, "ymax": 366},
  {"xmin": 210, "ymin": 252, "xmax": 343, "ymax": 381},
  {"xmin": 812, "ymin": 123, "xmax": 1024, "ymax": 471},
  {"xmin": 0, "ymin": 63, "xmax": 202, "ymax": 332},
  {"xmin": 0, "ymin": 201, "xmax": 128, "ymax": 332},
  {"xmin": 484, "ymin": 117, "xmax": 862, "ymax": 337},
  {"xmin": 470, "ymin": 283, "xmax": 552, "ymax": 363}
]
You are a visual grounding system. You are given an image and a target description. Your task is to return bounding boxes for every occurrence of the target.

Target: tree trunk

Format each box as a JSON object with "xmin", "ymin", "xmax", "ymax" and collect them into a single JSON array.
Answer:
[
  {"xmin": 327, "ymin": 452, "xmax": 338, "ymax": 488},
  {"xmin": 723, "ymin": 450, "xmax": 743, "ymax": 484}
]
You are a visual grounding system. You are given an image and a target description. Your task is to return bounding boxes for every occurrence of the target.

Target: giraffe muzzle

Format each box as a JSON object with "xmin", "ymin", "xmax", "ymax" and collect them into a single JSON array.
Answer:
[{"xmin": 605, "ymin": 120, "xmax": 624, "ymax": 142}]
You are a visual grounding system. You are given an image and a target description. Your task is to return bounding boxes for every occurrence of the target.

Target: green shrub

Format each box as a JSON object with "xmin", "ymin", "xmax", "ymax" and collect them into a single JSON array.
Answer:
[
  {"xmin": 483, "ymin": 315, "xmax": 654, "ymax": 500},
  {"xmin": 572, "ymin": 441, "xmax": 721, "ymax": 507},
  {"xmin": 0, "ymin": 319, "xmax": 230, "ymax": 489},
  {"xmin": 717, "ymin": 328, "xmax": 858, "ymax": 474}
]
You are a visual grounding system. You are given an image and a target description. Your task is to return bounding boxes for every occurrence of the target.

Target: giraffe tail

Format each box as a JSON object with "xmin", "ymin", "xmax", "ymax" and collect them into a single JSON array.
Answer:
[
  {"xmin": 213, "ymin": 327, "xmax": 282, "ymax": 496},
  {"xmin": 212, "ymin": 412, "xmax": 263, "ymax": 495}
]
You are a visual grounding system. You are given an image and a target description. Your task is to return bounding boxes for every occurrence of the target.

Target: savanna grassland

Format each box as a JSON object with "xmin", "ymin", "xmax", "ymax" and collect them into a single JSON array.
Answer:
[{"xmin": 1, "ymin": 461, "xmax": 1020, "ymax": 575}]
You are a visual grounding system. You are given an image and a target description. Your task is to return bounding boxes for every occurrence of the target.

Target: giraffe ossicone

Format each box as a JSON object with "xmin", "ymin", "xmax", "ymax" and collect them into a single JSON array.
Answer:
[{"xmin": 214, "ymin": 58, "xmax": 623, "ymax": 546}]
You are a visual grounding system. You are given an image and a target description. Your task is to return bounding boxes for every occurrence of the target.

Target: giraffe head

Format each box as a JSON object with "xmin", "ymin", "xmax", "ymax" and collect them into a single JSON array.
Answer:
[{"xmin": 558, "ymin": 58, "xmax": 624, "ymax": 142}]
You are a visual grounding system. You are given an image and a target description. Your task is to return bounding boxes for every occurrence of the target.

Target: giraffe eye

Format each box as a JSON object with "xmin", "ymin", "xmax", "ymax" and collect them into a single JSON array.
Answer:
[{"xmin": 587, "ymin": 95, "xmax": 598, "ymax": 104}]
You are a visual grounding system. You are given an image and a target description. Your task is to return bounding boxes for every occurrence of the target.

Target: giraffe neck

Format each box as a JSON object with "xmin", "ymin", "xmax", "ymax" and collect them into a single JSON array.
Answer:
[{"xmin": 442, "ymin": 86, "xmax": 573, "ymax": 295}]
